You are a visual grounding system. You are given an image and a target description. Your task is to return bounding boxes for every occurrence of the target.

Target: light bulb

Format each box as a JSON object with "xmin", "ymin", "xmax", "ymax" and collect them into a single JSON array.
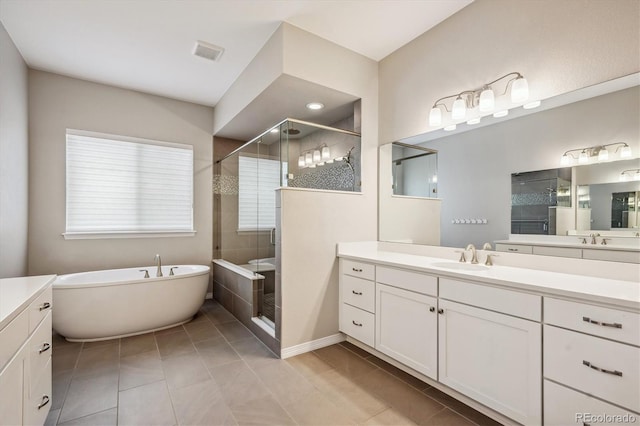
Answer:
[
  {"xmin": 621, "ymin": 145, "xmax": 632, "ymax": 158},
  {"xmin": 479, "ymin": 88, "xmax": 495, "ymax": 112},
  {"xmin": 511, "ymin": 77, "xmax": 529, "ymax": 103},
  {"xmin": 321, "ymin": 146, "xmax": 330, "ymax": 160},
  {"xmin": 429, "ymin": 107, "xmax": 442, "ymax": 127},
  {"xmin": 560, "ymin": 154, "xmax": 572, "ymax": 166},
  {"xmin": 578, "ymin": 151, "xmax": 589, "ymax": 164},
  {"xmin": 444, "ymin": 124, "xmax": 456, "ymax": 131},
  {"xmin": 598, "ymin": 147, "xmax": 609, "ymax": 161},
  {"xmin": 523, "ymin": 100, "xmax": 541, "ymax": 109},
  {"xmin": 298, "ymin": 155, "xmax": 305, "ymax": 167},
  {"xmin": 304, "ymin": 152, "xmax": 312, "ymax": 165},
  {"xmin": 467, "ymin": 117, "xmax": 481, "ymax": 125},
  {"xmin": 493, "ymin": 110, "xmax": 509, "ymax": 118},
  {"xmin": 432, "ymin": 174, "xmax": 438, "ymax": 183},
  {"xmin": 452, "ymin": 96, "xmax": 466, "ymax": 120},
  {"xmin": 312, "ymin": 150, "xmax": 321, "ymax": 163}
]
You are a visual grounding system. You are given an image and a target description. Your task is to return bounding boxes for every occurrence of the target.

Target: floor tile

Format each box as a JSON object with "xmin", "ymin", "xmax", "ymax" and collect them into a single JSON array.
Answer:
[
  {"xmin": 154, "ymin": 324, "xmax": 185, "ymax": 336},
  {"xmin": 283, "ymin": 390, "xmax": 357, "ymax": 425},
  {"xmin": 339, "ymin": 340, "xmax": 372, "ymax": 358},
  {"xmin": 44, "ymin": 408, "xmax": 60, "ymax": 426},
  {"xmin": 81, "ymin": 339, "xmax": 119, "ymax": 351},
  {"xmin": 205, "ymin": 307, "xmax": 237, "ymax": 325},
  {"xmin": 170, "ymin": 379, "xmax": 236, "ymax": 426},
  {"xmin": 52, "ymin": 369, "xmax": 73, "ymax": 410},
  {"xmin": 117, "ymin": 380, "xmax": 176, "ymax": 426},
  {"xmin": 57, "ymin": 407, "xmax": 118, "ymax": 426},
  {"xmin": 119, "ymin": 350, "xmax": 165, "ymax": 391},
  {"xmin": 422, "ymin": 387, "xmax": 502, "ymax": 426},
  {"xmin": 229, "ymin": 394, "xmax": 295, "ymax": 426},
  {"xmin": 58, "ymin": 372, "xmax": 118, "ymax": 423},
  {"xmin": 184, "ymin": 320, "xmax": 223, "ymax": 342},
  {"xmin": 366, "ymin": 356, "xmax": 431, "ymax": 391},
  {"xmin": 421, "ymin": 407, "xmax": 475, "ymax": 426},
  {"xmin": 52, "ymin": 332, "xmax": 82, "ymax": 350},
  {"xmin": 120, "ymin": 333, "xmax": 157, "ymax": 358},
  {"xmin": 195, "ymin": 337, "xmax": 241, "ymax": 369},
  {"xmin": 161, "ymin": 351, "xmax": 210, "ymax": 389},
  {"xmin": 155, "ymin": 329, "xmax": 195, "ymax": 359},
  {"xmin": 363, "ymin": 408, "xmax": 418, "ymax": 425},
  {"xmin": 229, "ymin": 337, "xmax": 279, "ymax": 369},
  {"xmin": 313, "ymin": 344, "xmax": 378, "ymax": 379},
  {"xmin": 52, "ymin": 345, "xmax": 82, "ymax": 373},
  {"xmin": 208, "ymin": 360, "xmax": 271, "ymax": 407},
  {"xmin": 216, "ymin": 321, "xmax": 255, "ymax": 342},
  {"xmin": 73, "ymin": 343, "xmax": 120, "ymax": 378},
  {"xmin": 286, "ymin": 352, "xmax": 334, "ymax": 378},
  {"xmin": 252, "ymin": 361, "xmax": 316, "ymax": 406}
]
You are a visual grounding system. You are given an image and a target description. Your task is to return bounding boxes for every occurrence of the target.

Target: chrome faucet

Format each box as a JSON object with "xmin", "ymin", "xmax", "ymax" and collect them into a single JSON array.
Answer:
[
  {"xmin": 590, "ymin": 233, "xmax": 600, "ymax": 244},
  {"xmin": 154, "ymin": 254, "xmax": 163, "ymax": 277},
  {"xmin": 465, "ymin": 244, "xmax": 479, "ymax": 264}
]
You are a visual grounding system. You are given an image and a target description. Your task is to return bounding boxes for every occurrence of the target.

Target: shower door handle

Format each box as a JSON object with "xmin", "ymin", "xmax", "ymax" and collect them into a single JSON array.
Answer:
[{"xmin": 270, "ymin": 228, "xmax": 276, "ymax": 246}]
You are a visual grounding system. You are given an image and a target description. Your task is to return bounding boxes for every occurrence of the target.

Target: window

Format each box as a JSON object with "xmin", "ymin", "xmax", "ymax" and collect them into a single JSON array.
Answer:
[
  {"xmin": 65, "ymin": 130, "xmax": 194, "ymax": 238},
  {"xmin": 238, "ymin": 155, "xmax": 280, "ymax": 231}
]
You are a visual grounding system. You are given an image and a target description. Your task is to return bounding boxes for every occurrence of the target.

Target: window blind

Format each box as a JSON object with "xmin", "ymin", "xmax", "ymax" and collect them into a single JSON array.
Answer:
[
  {"xmin": 66, "ymin": 130, "xmax": 194, "ymax": 234},
  {"xmin": 238, "ymin": 155, "xmax": 280, "ymax": 231}
]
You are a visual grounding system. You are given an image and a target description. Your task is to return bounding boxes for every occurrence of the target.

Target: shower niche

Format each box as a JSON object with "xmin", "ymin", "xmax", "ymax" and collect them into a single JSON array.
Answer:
[{"xmin": 213, "ymin": 118, "xmax": 361, "ymax": 351}]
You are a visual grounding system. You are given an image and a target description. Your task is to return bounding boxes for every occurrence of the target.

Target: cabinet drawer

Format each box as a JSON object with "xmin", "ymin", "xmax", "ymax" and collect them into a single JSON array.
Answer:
[
  {"xmin": 544, "ymin": 380, "xmax": 638, "ymax": 426},
  {"xmin": 544, "ymin": 325, "xmax": 640, "ymax": 412},
  {"xmin": 341, "ymin": 259, "xmax": 375, "ymax": 281},
  {"xmin": 495, "ymin": 244, "xmax": 532, "ymax": 254},
  {"xmin": 0, "ymin": 310, "xmax": 28, "ymax": 372},
  {"xmin": 29, "ymin": 312, "xmax": 52, "ymax": 394},
  {"xmin": 376, "ymin": 266, "xmax": 437, "ymax": 296},
  {"xmin": 532, "ymin": 245, "xmax": 581, "ymax": 258},
  {"xmin": 340, "ymin": 304, "xmax": 374, "ymax": 347},
  {"xmin": 341, "ymin": 275, "xmax": 375, "ymax": 313},
  {"xmin": 24, "ymin": 356, "xmax": 51, "ymax": 426},
  {"xmin": 582, "ymin": 249, "xmax": 640, "ymax": 264},
  {"xmin": 440, "ymin": 278, "xmax": 541, "ymax": 321},
  {"xmin": 28, "ymin": 286, "xmax": 52, "ymax": 333},
  {"xmin": 545, "ymin": 298, "xmax": 640, "ymax": 346}
]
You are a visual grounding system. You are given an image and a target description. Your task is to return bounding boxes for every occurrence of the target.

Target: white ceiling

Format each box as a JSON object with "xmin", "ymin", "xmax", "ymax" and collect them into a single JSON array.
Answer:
[{"xmin": 0, "ymin": 0, "xmax": 471, "ymax": 108}]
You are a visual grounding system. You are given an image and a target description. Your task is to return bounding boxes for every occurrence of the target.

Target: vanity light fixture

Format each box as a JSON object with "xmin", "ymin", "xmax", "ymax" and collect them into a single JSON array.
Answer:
[
  {"xmin": 321, "ymin": 146, "xmax": 331, "ymax": 160},
  {"xmin": 560, "ymin": 142, "xmax": 633, "ymax": 166},
  {"xmin": 493, "ymin": 110, "xmax": 509, "ymax": 118},
  {"xmin": 428, "ymin": 72, "xmax": 529, "ymax": 127},
  {"xmin": 444, "ymin": 124, "xmax": 457, "ymax": 131},
  {"xmin": 298, "ymin": 144, "xmax": 333, "ymax": 168},
  {"xmin": 298, "ymin": 155, "xmax": 305, "ymax": 167},
  {"xmin": 312, "ymin": 150, "xmax": 321, "ymax": 163},
  {"xmin": 620, "ymin": 169, "xmax": 640, "ymax": 181},
  {"xmin": 467, "ymin": 117, "xmax": 481, "ymax": 125}
]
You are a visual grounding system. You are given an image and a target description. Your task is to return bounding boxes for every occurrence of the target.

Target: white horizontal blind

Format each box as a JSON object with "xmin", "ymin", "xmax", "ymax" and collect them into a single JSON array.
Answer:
[
  {"xmin": 66, "ymin": 130, "xmax": 193, "ymax": 233},
  {"xmin": 238, "ymin": 155, "xmax": 280, "ymax": 231}
]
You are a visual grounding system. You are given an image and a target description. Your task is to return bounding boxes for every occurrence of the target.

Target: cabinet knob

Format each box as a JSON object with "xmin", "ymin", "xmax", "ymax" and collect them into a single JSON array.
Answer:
[
  {"xmin": 38, "ymin": 395, "xmax": 50, "ymax": 410},
  {"xmin": 438, "ymin": 308, "xmax": 444, "ymax": 314},
  {"xmin": 39, "ymin": 342, "xmax": 51, "ymax": 354},
  {"xmin": 429, "ymin": 306, "xmax": 435, "ymax": 312},
  {"xmin": 39, "ymin": 302, "xmax": 51, "ymax": 311}
]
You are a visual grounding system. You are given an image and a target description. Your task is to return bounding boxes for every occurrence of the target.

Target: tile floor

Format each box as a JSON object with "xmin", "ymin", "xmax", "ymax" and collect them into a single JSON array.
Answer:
[{"xmin": 46, "ymin": 299, "xmax": 502, "ymax": 426}]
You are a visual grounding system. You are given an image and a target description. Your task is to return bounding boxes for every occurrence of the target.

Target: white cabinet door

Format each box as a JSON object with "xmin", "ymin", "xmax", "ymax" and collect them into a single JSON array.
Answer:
[
  {"xmin": 375, "ymin": 283, "xmax": 437, "ymax": 379},
  {"xmin": 438, "ymin": 299, "xmax": 541, "ymax": 425},
  {"xmin": 0, "ymin": 351, "xmax": 26, "ymax": 426}
]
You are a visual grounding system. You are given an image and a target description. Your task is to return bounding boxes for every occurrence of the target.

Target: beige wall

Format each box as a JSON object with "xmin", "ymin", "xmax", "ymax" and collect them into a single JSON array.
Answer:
[
  {"xmin": 379, "ymin": 0, "xmax": 640, "ymax": 144},
  {"xmin": 28, "ymin": 71, "xmax": 213, "ymax": 275},
  {"xmin": 0, "ymin": 22, "xmax": 29, "ymax": 278}
]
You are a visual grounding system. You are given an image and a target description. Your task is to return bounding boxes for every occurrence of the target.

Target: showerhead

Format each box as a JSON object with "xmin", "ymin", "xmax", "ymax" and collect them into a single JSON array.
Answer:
[{"xmin": 283, "ymin": 127, "xmax": 300, "ymax": 135}]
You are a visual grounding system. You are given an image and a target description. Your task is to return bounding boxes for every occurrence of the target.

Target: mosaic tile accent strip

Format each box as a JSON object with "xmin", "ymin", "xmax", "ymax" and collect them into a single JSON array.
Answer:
[
  {"xmin": 511, "ymin": 192, "xmax": 557, "ymax": 206},
  {"xmin": 289, "ymin": 146, "xmax": 361, "ymax": 192},
  {"xmin": 213, "ymin": 175, "xmax": 239, "ymax": 195}
]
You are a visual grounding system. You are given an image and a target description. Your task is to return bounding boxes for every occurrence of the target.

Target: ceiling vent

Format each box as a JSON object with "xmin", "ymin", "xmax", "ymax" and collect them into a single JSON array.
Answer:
[{"xmin": 192, "ymin": 40, "xmax": 224, "ymax": 62}]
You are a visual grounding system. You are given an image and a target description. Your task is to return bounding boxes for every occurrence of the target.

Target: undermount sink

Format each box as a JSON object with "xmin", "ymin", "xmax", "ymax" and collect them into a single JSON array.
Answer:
[{"xmin": 430, "ymin": 262, "xmax": 489, "ymax": 272}]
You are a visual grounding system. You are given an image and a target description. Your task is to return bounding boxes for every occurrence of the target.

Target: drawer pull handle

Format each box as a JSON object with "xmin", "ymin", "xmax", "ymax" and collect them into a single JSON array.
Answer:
[
  {"xmin": 508, "ymin": 248, "xmax": 518, "ymax": 252},
  {"xmin": 38, "ymin": 395, "xmax": 50, "ymax": 410},
  {"xmin": 352, "ymin": 290, "xmax": 363, "ymax": 295},
  {"xmin": 352, "ymin": 320, "xmax": 363, "ymax": 327},
  {"xmin": 429, "ymin": 306, "xmax": 435, "ymax": 312},
  {"xmin": 39, "ymin": 302, "xmax": 51, "ymax": 311},
  {"xmin": 39, "ymin": 342, "xmax": 51, "ymax": 354},
  {"xmin": 352, "ymin": 268, "xmax": 363, "ymax": 272},
  {"xmin": 582, "ymin": 360, "xmax": 622, "ymax": 377},
  {"xmin": 582, "ymin": 316, "xmax": 622, "ymax": 328}
]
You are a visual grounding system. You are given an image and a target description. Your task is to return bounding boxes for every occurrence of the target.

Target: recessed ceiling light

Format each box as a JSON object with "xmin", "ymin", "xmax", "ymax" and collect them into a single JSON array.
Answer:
[
  {"xmin": 192, "ymin": 40, "xmax": 224, "ymax": 62},
  {"xmin": 306, "ymin": 102, "xmax": 324, "ymax": 110}
]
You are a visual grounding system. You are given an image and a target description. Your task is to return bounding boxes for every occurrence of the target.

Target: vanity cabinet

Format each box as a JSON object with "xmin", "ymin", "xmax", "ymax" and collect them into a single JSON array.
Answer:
[
  {"xmin": 375, "ymin": 267, "xmax": 438, "ymax": 379},
  {"xmin": 543, "ymin": 297, "xmax": 640, "ymax": 421},
  {"xmin": 438, "ymin": 279, "xmax": 542, "ymax": 425},
  {"xmin": 339, "ymin": 260, "xmax": 375, "ymax": 347},
  {"xmin": 495, "ymin": 242, "xmax": 640, "ymax": 263},
  {"xmin": 0, "ymin": 277, "xmax": 54, "ymax": 426}
]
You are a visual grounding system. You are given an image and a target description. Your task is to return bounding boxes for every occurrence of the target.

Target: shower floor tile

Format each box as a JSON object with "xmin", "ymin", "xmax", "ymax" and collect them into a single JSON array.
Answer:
[{"xmin": 48, "ymin": 299, "xmax": 500, "ymax": 426}]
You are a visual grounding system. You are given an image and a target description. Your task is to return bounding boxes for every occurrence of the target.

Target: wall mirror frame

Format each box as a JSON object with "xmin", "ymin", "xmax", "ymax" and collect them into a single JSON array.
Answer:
[{"xmin": 379, "ymin": 72, "xmax": 640, "ymax": 257}]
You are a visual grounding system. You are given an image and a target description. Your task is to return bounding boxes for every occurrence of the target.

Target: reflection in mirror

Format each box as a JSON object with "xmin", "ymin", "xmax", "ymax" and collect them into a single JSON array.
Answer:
[{"xmin": 391, "ymin": 142, "xmax": 438, "ymax": 197}]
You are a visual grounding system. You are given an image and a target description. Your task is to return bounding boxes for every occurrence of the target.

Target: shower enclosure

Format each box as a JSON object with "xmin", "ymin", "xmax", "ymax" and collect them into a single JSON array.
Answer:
[{"xmin": 213, "ymin": 118, "xmax": 361, "ymax": 337}]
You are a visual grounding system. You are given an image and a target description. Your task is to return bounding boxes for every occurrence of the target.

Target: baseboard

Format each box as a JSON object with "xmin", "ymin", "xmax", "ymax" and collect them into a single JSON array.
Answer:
[
  {"xmin": 205, "ymin": 292, "xmax": 213, "ymax": 299},
  {"xmin": 280, "ymin": 333, "xmax": 346, "ymax": 359}
]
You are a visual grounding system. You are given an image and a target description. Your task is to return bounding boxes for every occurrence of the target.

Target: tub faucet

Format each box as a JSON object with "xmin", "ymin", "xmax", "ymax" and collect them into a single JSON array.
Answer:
[
  {"xmin": 154, "ymin": 254, "xmax": 163, "ymax": 277},
  {"xmin": 465, "ymin": 244, "xmax": 479, "ymax": 264}
]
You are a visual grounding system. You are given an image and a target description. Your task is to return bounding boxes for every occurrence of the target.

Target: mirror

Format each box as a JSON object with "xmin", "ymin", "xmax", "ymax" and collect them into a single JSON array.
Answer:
[
  {"xmin": 391, "ymin": 142, "xmax": 438, "ymax": 197},
  {"xmin": 379, "ymin": 73, "xmax": 640, "ymax": 250}
]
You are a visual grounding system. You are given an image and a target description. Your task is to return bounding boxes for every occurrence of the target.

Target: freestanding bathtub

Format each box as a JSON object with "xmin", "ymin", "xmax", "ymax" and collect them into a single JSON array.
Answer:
[{"xmin": 53, "ymin": 265, "xmax": 209, "ymax": 342}]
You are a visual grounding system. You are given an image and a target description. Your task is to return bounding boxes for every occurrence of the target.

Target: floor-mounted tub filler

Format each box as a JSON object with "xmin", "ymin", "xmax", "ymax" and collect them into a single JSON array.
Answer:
[{"xmin": 52, "ymin": 264, "xmax": 209, "ymax": 341}]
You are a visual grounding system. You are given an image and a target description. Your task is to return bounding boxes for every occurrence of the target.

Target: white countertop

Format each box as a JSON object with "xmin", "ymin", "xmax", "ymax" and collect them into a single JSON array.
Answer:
[
  {"xmin": 337, "ymin": 242, "xmax": 640, "ymax": 311},
  {"xmin": 0, "ymin": 275, "xmax": 56, "ymax": 329},
  {"xmin": 494, "ymin": 239, "xmax": 640, "ymax": 252}
]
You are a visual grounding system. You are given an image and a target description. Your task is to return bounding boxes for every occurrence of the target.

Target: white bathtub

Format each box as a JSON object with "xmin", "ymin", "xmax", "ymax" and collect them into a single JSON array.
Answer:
[{"xmin": 53, "ymin": 265, "xmax": 209, "ymax": 342}]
